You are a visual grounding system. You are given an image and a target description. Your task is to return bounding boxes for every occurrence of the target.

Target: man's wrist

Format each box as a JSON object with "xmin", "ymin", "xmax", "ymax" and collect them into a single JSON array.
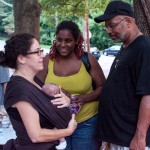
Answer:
[{"xmin": 135, "ymin": 127, "xmax": 146, "ymax": 139}]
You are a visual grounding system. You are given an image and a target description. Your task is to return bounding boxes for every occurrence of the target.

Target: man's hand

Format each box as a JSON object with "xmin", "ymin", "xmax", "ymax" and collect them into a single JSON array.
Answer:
[{"xmin": 130, "ymin": 131, "xmax": 146, "ymax": 150}]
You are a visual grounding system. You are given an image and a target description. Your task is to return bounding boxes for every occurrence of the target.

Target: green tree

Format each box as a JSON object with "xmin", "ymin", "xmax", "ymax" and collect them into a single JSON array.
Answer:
[
  {"xmin": 39, "ymin": 0, "xmax": 110, "ymax": 50},
  {"xmin": 40, "ymin": 15, "xmax": 56, "ymax": 45},
  {"xmin": 39, "ymin": 0, "xmax": 86, "ymax": 19},
  {"xmin": 90, "ymin": 21, "xmax": 114, "ymax": 50},
  {"xmin": 0, "ymin": 0, "xmax": 14, "ymax": 35}
]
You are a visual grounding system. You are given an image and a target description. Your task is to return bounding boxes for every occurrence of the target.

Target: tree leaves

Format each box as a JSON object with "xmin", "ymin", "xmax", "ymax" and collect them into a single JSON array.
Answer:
[{"xmin": 39, "ymin": 0, "xmax": 110, "ymax": 21}]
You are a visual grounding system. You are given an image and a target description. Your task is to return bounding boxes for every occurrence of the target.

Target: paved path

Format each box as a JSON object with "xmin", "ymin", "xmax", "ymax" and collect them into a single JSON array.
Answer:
[
  {"xmin": 0, "ymin": 40, "xmax": 5, "ymax": 51},
  {"xmin": 98, "ymin": 55, "xmax": 115, "ymax": 78}
]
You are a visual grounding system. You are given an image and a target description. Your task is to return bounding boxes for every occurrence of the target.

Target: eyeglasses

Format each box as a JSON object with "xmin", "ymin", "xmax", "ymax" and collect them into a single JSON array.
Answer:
[
  {"xmin": 104, "ymin": 18, "xmax": 126, "ymax": 31},
  {"xmin": 27, "ymin": 48, "xmax": 44, "ymax": 56}
]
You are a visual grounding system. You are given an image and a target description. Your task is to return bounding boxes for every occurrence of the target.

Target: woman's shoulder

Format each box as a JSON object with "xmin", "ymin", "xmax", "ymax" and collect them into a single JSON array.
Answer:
[
  {"xmin": 7, "ymin": 76, "xmax": 32, "ymax": 92},
  {"xmin": 4, "ymin": 76, "xmax": 32, "ymax": 109},
  {"xmin": 86, "ymin": 52, "xmax": 100, "ymax": 68},
  {"xmin": 43, "ymin": 55, "xmax": 54, "ymax": 65}
]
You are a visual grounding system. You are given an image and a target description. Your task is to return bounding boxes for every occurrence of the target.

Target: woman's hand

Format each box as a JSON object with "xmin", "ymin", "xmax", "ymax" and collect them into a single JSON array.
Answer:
[
  {"xmin": 51, "ymin": 86, "xmax": 71, "ymax": 108},
  {"xmin": 61, "ymin": 88, "xmax": 71, "ymax": 99},
  {"xmin": 67, "ymin": 114, "xmax": 77, "ymax": 135},
  {"xmin": 71, "ymin": 95, "xmax": 86, "ymax": 106}
]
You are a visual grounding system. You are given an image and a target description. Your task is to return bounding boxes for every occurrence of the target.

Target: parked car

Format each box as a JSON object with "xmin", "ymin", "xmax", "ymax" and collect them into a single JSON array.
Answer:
[
  {"xmin": 90, "ymin": 47, "xmax": 101, "ymax": 60},
  {"xmin": 103, "ymin": 45, "xmax": 121, "ymax": 56}
]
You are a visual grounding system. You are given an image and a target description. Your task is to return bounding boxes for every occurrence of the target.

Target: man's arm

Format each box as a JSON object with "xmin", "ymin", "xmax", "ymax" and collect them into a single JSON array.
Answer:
[{"xmin": 130, "ymin": 95, "xmax": 150, "ymax": 150}]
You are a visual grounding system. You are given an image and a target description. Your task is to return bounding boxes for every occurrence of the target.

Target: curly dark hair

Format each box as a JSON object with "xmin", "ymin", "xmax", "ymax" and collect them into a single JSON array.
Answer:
[
  {"xmin": 49, "ymin": 20, "xmax": 84, "ymax": 59},
  {"xmin": 0, "ymin": 33, "xmax": 34, "ymax": 69}
]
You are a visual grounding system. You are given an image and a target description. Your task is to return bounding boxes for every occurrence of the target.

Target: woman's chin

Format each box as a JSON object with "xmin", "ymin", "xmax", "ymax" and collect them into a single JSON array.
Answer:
[{"xmin": 38, "ymin": 66, "xmax": 44, "ymax": 71}]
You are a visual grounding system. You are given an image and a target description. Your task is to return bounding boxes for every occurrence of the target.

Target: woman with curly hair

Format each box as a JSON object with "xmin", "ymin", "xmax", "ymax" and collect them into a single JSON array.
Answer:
[
  {"xmin": 0, "ymin": 33, "xmax": 77, "ymax": 150},
  {"xmin": 37, "ymin": 20, "xmax": 105, "ymax": 150}
]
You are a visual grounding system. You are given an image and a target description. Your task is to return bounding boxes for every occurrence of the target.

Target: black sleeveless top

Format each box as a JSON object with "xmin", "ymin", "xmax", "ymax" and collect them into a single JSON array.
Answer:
[{"xmin": 4, "ymin": 76, "xmax": 71, "ymax": 150}]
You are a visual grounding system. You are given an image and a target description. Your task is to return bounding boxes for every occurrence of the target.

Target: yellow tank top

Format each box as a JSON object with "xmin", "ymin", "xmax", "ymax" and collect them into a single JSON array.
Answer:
[{"xmin": 45, "ymin": 59, "xmax": 98, "ymax": 123}]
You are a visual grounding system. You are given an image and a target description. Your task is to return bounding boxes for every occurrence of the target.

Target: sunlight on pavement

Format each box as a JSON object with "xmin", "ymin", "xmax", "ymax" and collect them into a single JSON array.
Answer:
[{"xmin": 98, "ymin": 55, "xmax": 115, "ymax": 78}]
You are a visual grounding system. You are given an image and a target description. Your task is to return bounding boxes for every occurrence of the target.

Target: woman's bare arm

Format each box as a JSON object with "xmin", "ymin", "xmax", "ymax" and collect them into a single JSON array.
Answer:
[
  {"xmin": 73, "ymin": 53, "xmax": 105, "ymax": 105},
  {"xmin": 14, "ymin": 101, "xmax": 77, "ymax": 143}
]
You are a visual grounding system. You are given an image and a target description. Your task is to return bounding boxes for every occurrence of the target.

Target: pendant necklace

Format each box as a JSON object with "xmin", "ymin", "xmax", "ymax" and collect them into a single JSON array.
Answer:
[{"xmin": 115, "ymin": 47, "xmax": 126, "ymax": 68}]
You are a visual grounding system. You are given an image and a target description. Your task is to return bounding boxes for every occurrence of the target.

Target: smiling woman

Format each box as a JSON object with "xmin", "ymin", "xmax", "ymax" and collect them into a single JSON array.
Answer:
[{"xmin": 37, "ymin": 20, "xmax": 105, "ymax": 150}]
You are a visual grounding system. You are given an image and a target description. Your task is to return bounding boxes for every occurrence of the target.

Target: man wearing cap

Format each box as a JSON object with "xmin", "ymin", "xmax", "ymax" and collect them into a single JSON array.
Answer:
[{"xmin": 94, "ymin": 1, "xmax": 150, "ymax": 150}]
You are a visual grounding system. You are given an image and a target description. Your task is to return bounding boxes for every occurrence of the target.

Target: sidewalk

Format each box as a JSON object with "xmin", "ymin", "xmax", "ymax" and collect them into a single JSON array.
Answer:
[{"xmin": 98, "ymin": 55, "xmax": 115, "ymax": 78}]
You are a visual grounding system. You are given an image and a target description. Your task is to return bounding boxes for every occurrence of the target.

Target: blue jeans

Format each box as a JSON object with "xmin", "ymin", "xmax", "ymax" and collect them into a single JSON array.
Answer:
[{"xmin": 65, "ymin": 114, "xmax": 100, "ymax": 150}]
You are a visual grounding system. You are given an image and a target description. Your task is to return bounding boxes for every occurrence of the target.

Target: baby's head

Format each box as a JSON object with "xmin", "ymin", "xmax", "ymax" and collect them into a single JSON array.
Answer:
[{"xmin": 42, "ymin": 83, "xmax": 60, "ymax": 96}]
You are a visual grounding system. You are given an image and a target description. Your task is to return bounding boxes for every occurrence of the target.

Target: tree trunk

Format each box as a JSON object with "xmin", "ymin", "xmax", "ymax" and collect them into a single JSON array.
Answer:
[
  {"xmin": 133, "ymin": 0, "xmax": 150, "ymax": 37},
  {"xmin": 13, "ymin": 0, "xmax": 41, "ymax": 41}
]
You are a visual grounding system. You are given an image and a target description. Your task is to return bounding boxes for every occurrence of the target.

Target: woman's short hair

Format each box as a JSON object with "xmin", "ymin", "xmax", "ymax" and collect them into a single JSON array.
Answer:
[{"xmin": 0, "ymin": 33, "xmax": 34, "ymax": 69}]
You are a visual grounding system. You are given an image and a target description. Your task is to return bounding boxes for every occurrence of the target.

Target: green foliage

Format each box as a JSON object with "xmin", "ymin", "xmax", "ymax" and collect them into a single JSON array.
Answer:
[
  {"xmin": 40, "ymin": 14, "xmax": 56, "ymax": 45},
  {"xmin": 38, "ymin": 0, "xmax": 112, "ymax": 47},
  {"xmin": 123, "ymin": 0, "xmax": 133, "ymax": 3},
  {"xmin": 1, "ymin": 0, "xmax": 131, "ymax": 49},
  {"xmin": 39, "ymin": 0, "xmax": 110, "ymax": 22},
  {"xmin": 89, "ymin": 0, "xmax": 110, "ymax": 14},
  {"xmin": 90, "ymin": 22, "xmax": 114, "ymax": 50},
  {"xmin": 88, "ymin": 0, "xmax": 114, "ymax": 50},
  {"xmin": 39, "ymin": 0, "xmax": 86, "ymax": 19},
  {"xmin": 0, "ymin": 0, "xmax": 14, "ymax": 35},
  {"xmin": 2, "ymin": 12, "xmax": 14, "ymax": 34}
]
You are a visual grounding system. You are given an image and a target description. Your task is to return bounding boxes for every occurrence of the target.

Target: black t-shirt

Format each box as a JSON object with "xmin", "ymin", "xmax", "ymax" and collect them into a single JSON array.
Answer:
[{"xmin": 97, "ymin": 35, "xmax": 150, "ymax": 147}]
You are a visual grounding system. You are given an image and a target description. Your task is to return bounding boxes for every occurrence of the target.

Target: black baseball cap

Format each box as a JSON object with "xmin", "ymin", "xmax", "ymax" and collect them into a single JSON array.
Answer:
[{"xmin": 94, "ymin": 1, "xmax": 134, "ymax": 23}]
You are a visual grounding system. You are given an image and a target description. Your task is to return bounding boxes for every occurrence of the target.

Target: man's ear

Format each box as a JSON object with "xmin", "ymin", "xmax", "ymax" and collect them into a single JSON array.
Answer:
[
  {"xmin": 17, "ymin": 54, "xmax": 26, "ymax": 64},
  {"xmin": 126, "ymin": 17, "xmax": 133, "ymax": 27}
]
